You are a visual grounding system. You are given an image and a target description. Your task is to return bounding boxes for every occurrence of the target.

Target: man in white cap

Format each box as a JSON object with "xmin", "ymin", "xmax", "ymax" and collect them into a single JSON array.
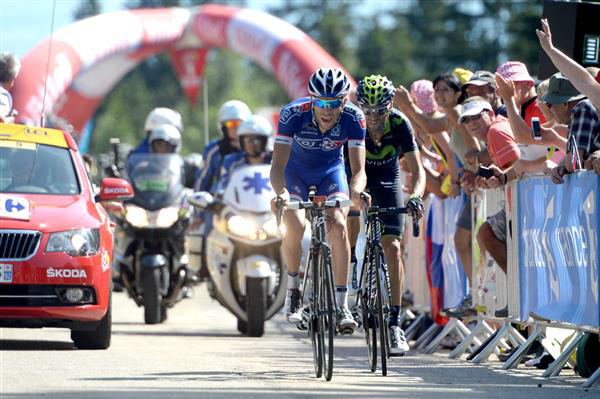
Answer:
[{"xmin": 458, "ymin": 96, "xmax": 521, "ymax": 318}]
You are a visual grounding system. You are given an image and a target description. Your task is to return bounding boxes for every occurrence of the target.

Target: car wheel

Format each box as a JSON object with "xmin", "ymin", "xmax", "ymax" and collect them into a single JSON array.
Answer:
[{"xmin": 71, "ymin": 292, "xmax": 112, "ymax": 350}]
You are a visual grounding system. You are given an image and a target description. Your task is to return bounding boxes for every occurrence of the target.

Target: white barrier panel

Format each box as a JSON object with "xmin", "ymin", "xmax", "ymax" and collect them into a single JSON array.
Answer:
[
  {"xmin": 441, "ymin": 195, "xmax": 468, "ymax": 309},
  {"xmin": 403, "ymin": 196, "xmax": 430, "ymax": 310},
  {"xmin": 472, "ymin": 188, "xmax": 508, "ymax": 317}
]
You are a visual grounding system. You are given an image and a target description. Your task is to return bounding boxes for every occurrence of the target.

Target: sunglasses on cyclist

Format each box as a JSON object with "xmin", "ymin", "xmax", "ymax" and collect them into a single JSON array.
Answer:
[
  {"xmin": 223, "ymin": 119, "xmax": 243, "ymax": 128},
  {"xmin": 313, "ymin": 98, "xmax": 343, "ymax": 109},
  {"xmin": 360, "ymin": 105, "xmax": 389, "ymax": 116}
]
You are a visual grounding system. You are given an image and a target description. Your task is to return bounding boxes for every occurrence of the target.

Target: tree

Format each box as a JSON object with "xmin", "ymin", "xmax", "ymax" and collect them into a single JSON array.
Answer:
[{"xmin": 73, "ymin": 0, "xmax": 101, "ymax": 20}]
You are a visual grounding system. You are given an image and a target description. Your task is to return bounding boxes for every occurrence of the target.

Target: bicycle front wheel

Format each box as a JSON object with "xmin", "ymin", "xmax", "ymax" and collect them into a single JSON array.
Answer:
[
  {"xmin": 374, "ymin": 245, "xmax": 388, "ymax": 376},
  {"xmin": 308, "ymin": 251, "xmax": 323, "ymax": 379},
  {"xmin": 361, "ymin": 247, "xmax": 377, "ymax": 372},
  {"xmin": 320, "ymin": 246, "xmax": 335, "ymax": 381}
]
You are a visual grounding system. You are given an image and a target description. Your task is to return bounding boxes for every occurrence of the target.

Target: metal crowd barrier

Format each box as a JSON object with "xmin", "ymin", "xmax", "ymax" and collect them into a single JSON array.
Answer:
[{"xmin": 401, "ymin": 171, "xmax": 600, "ymax": 388}]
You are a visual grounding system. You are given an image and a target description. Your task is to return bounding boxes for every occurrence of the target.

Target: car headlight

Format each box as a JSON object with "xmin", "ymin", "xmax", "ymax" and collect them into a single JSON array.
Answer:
[
  {"xmin": 46, "ymin": 228, "xmax": 100, "ymax": 257},
  {"xmin": 125, "ymin": 205, "xmax": 148, "ymax": 228}
]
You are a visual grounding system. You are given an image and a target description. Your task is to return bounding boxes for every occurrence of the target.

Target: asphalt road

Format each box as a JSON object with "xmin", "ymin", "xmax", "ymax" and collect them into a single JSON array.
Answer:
[{"xmin": 1, "ymin": 285, "xmax": 598, "ymax": 399}]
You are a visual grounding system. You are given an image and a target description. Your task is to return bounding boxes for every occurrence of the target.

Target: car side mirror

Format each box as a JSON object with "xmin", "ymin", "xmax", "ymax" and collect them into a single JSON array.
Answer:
[{"xmin": 96, "ymin": 178, "xmax": 134, "ymax": 202}]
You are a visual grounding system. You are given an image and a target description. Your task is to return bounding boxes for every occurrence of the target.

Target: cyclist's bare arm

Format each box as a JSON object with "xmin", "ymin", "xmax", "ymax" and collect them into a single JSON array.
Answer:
[
  {"xmin": 404, "ymin": 150, "xmax": 426, "ymax": 198},
  {"xmin": 348, "ymin": 146, "xmax": 369, "ymax": 208},
  {"xmin": 270, "ymin": 142, "xmax": 292, "ymax": 205}
]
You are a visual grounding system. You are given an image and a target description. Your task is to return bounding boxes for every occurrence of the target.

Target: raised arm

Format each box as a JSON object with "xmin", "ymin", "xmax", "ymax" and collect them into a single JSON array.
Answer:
[
  {"xmin": 537, "ymin": 18, "xmax": 600, "ymax": 109},
  {"xmin": 394, "ymin": 86, "xmax": 449, "ymax": 133}
]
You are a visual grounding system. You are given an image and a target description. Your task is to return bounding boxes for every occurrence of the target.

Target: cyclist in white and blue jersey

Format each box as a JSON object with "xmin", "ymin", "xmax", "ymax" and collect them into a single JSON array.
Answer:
[{"xmin": 270, "ymin": 67, "xmax": 369, "ymax": 334}]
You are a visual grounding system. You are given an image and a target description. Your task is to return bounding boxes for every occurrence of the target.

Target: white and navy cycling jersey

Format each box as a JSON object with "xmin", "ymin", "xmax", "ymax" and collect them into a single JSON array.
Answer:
[
  {"xmin": 275, "ymin": 97, "xmax": 366, "ymax": 172},
  {"xmin": 275, "ymin": 97, "xmax": 366, "ymax": 201}
]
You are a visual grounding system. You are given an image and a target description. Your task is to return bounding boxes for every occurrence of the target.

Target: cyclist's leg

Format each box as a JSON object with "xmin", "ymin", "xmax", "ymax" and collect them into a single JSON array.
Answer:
[
  {"xmin": 373, "ymin": 177, "xmax": 409, "ymax": 354},
  {"xmin": 282, "ymin": 168, "xmax": 308, "ymax": 323},
  {"xmin": 317, "ymin": 167, "xmax": 357, "ymax": 330}
]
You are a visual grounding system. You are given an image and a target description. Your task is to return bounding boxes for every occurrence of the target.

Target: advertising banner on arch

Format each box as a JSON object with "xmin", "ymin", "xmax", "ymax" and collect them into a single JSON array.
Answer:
[{"xmin": 516, "ymin": 172, "xmax": 600, "ymax": 327}]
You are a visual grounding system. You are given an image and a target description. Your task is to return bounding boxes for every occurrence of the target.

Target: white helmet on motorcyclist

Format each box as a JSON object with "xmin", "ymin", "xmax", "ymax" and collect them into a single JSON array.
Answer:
[
  {"xmin": 236, "ymin": 115, "xmax": 272, "ymax": 157},
  {"xmin": 144, "ymin": 107, "xmax": 183, "ymax": 134},
  {"xmin": 149, "ymin": 124, "xmax": 182, "ymax": 153},
  {"xmin": 218, "ymin": 100, "xmax": 251, "ymax": 125}
]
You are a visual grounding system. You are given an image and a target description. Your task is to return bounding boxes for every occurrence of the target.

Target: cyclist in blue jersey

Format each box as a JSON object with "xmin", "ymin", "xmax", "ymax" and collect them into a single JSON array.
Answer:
[
  {"xmin": 352, "ymin": 75, "xmax": 425, "ymax": 355},
  {"xmin": 197, "ymin": 100, "xmax": 251, "ymax": 193},
  {"xmin": 130, "ymin": 107, "xmax": 183, "ymax": 155},
  {"xmin": 270, "ymin": 67, "xmax": 370, "ymax": 334},
  {"xmin": 218, "ymin": 115, "xmax": 273, "ymax": 190}
]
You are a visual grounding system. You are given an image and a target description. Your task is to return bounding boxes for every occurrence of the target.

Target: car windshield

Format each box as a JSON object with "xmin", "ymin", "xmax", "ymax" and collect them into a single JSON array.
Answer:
[{"xmin": 0, "ymin": 141, "xmax": 80, "ymax": 195}]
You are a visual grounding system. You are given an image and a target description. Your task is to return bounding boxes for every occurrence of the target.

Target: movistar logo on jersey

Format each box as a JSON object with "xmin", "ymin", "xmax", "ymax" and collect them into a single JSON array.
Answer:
[{"xmin": 366, "ymin": 144, "xmax": 397, "ymax": 160}]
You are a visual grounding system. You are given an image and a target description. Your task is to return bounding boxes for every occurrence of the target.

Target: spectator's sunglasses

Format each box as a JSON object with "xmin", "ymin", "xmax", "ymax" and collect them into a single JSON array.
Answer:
[
  {"xmin": 313, "ymin": 98, "xmax": 343, "ymax": 109},
  {"xmin": 360, "ymin": 104, "xmax": 389, "ymax": 116},
  {"xmin": 223, "ymin": 119, "xmax": 243, "ymax": 128},
  {"xmin": 461, "ymin": 113, "xmax": 483, "ymax": 124}
]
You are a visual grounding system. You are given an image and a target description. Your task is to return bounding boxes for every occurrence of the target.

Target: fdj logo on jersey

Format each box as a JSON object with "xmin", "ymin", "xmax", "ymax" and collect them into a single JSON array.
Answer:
[{"xmin": 295, "ymin": 137, "xmax": 342, "ymax": 151}]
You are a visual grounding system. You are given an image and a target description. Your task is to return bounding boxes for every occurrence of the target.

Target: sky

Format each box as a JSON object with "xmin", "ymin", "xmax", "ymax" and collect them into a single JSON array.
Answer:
[
  {"xmin": 0, "ymin": 0, "xmax": 280, "ymax": 58},
  {"xmin": 0, "ymin": 0, "xmax": 400, "ymax": 58}
]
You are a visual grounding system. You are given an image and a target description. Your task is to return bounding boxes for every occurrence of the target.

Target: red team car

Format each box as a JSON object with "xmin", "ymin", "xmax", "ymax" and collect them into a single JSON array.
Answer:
[{"xmin": 0, "ymin": 124, "xmax": 132, "ymax": 349}]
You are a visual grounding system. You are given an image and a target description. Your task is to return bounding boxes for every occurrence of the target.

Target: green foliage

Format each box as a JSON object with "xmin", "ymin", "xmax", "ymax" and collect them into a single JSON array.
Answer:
[{"xmin": 85, "ymin": 0, "xmax": 546, "ymax": 156}]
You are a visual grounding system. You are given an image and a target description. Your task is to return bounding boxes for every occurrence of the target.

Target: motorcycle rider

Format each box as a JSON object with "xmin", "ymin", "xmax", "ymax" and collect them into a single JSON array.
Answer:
[
  {"xmin": 218, "ymin": 115, "xmax": 273, "ymax": 189},
  {"xmin": 131, "ymin": 107, "xmax": 183, "ymax": 155},
  {"xmin": 197, "ymin": 100, "xmax": 252, "ymax": 193},
  {"xmin": 149, "ymin": 124, "xmax": 182, "ymax": 154}
]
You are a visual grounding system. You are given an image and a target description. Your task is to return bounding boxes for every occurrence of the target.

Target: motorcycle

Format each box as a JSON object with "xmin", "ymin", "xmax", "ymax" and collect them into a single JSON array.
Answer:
[
  {"xmin": 115, "ymin": 153, "xmax": 193, "ymax": 324},
  {"xmin": 188, "ymin": 163, "xmax": 286, "ymax": 337}
]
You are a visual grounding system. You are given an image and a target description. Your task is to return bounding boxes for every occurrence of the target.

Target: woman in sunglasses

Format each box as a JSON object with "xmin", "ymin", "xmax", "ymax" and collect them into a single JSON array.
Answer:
[
  {"xmin": 270, "ymin": 67, "xmax": 368, "ymax": 334},
  {"xmin": 353, "ymin": 74, "xmax": 425, "ymax": 356}
]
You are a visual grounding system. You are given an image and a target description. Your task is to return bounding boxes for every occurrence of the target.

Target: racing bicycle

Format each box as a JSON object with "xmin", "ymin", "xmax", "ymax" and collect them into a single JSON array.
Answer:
[{"xmin": 358, "ymin": 194, "xmax": 420, "ymax": 375}]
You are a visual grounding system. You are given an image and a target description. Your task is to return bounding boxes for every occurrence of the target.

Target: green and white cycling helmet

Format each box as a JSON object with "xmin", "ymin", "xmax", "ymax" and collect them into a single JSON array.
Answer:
[{"xmin": 356, "ymin": 75, "xmax": 395, "ymax": 107}]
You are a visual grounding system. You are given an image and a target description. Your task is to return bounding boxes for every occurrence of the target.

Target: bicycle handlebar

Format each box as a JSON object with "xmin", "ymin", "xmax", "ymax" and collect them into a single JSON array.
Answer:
[
  {"xmin": 288, "ymin": 198, "xmax": 353, "ymax": 210},
  {"xmin": 365, "ymin": 205, "xmax": 420, "ymax": 238}
]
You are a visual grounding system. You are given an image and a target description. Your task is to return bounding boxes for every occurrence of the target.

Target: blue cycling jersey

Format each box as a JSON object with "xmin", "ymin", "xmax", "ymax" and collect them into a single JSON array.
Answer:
[{"xmin": 275, "ymin": 97, "xmax": 366, "ymax": 172}]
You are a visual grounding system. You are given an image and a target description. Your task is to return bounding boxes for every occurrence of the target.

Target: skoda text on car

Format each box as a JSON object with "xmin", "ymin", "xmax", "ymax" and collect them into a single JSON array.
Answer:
[{"xmin": 0, "ymin": 123, "xmax": 133, "ymax": 349}]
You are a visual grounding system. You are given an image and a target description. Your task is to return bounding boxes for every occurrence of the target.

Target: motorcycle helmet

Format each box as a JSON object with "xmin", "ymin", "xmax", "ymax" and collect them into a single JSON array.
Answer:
[
  {"xmin": 356, "ymin": 75, "xmax": 395, "ymax": 107},
  {"xmin": 144, "ymin": 107, "xmax": 183, "ymax": 134},
  {"xmin": 149, "ymin": 124, "xmax": 182, "ymax": 153},
  {"xmin": 236, "ymin": 115, "xmax": 272, "ymax": 157},
  {"xmin": 308, "ymin": 67, "xmax": 351, "ymax": 99},
  {"xmin": 217, "ymin": 100, "xmax": 251, "ymax": 133}
]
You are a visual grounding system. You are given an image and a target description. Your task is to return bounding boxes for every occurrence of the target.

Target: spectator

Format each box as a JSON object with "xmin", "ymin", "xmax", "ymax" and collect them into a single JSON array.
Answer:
[
  {"xmin": 545, "ymin": 72, "xmax": 599, "ymax": 183},
  {"xmin": 459, "ymin": 96, "xmax": 520, "ymax": 317},
  {"xmin": 537, "ymin": 18, "xmax": 600, "ymax": 110},
  {"xmin": 0, "ymin": 52, "xmax": 21, "ymax": 123},
  {"xmin": 462, "ymin": 70, "xmax": 505, "ymax": 116}
]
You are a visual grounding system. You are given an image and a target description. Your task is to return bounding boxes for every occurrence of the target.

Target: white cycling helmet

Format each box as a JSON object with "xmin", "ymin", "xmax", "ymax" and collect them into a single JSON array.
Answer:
[
  {"xmin": 237, "ymin": 115, "xmax": 272, "ymax": 156},
  {"xmin": 308, "ymin": 67, "xmax": 351, "ymax": 99},
  {"xmin": 144, "ymin": 107, "xmax": 183, "ymax": 133},
  {"xmin": 149, "ymin": 124, "xmax": 182, "ymax": 153},
  {"xmin": 217, "ymin": 100, "xmax": 251, "ymax": 125}
]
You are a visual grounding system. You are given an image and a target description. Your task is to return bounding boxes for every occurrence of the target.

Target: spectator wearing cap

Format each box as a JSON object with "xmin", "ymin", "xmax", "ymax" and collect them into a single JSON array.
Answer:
[
  {"xmin": 462, "ymin": 70, "xmax": 505, "ymax": 116},
  {"xmin": 459, "ymin": 97, "xmax": 520, "ymax": 300},
  {"xmin": 0, "ymin": 52, "xmax": 20, "ymax": 123},
  {"xmin": 537, "ymin": 18, "xmax": 600, "ymax": 111},
  {"xmin": 545, "ymin": 72, "xmax": 600, "ymax": 183}
]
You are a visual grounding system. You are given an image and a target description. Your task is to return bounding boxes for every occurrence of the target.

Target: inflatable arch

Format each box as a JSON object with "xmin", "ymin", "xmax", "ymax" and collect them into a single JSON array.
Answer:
[{"xmin": 11, "ymin": 4, "xmax": 353, "ymax": 142}]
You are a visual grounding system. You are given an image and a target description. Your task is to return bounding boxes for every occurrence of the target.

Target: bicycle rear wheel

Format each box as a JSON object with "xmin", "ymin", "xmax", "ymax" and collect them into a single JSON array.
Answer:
[
  {"xmin": 320, "ymin": 247, "xmax": 335, "ymax": 381},
  {"xmin": 308, "ymin": 252, "xmax": 323, "ymax": 378},
  {"xmin": 374, "ymin": 245, "xmax": 388, "ymax": 376},
  {"xmin": 361, "ymin": 247, "xmax": 377, "ymax": 372}
]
